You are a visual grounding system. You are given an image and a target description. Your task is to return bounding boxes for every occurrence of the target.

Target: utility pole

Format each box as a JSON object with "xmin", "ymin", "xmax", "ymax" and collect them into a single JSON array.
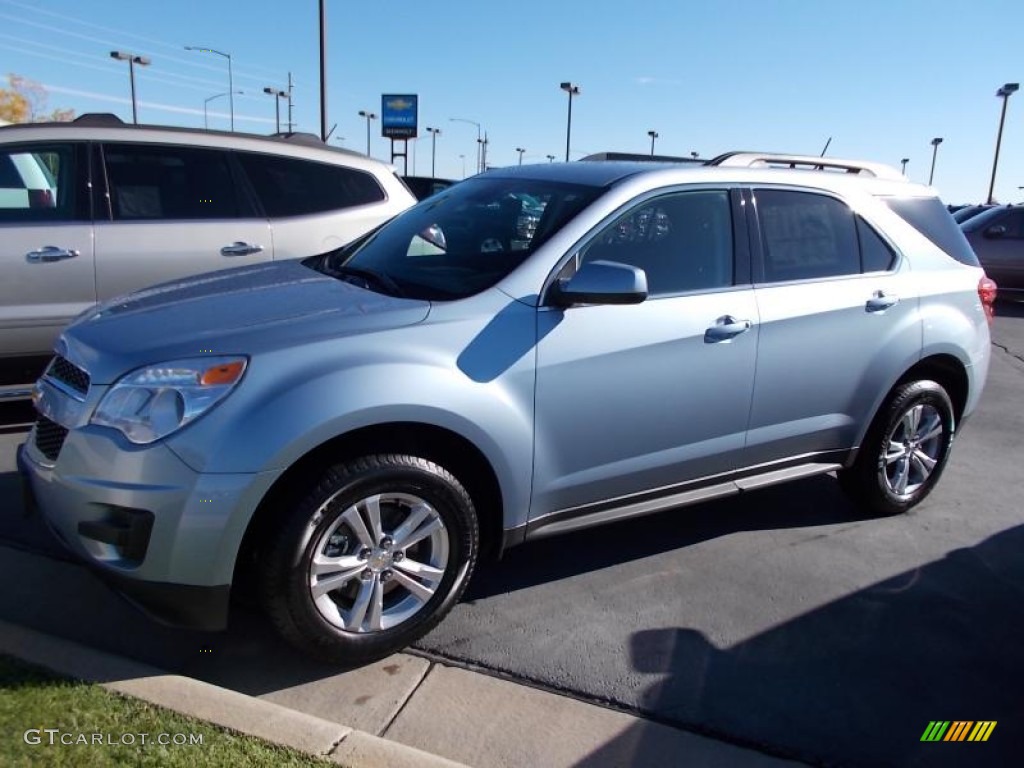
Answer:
[
  {"xmin": 319, "ymin": 0, "xmax": 327, "ymax": 141},
  {"xmin": 287, "ymin": 71, "xmax": 295, "ymax": 132}
]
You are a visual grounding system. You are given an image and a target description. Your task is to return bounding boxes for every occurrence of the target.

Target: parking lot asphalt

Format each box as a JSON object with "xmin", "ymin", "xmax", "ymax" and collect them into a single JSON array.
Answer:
[{"xmin": 1, "ymin": 301, "xmax": 1022, "ymax": 767}]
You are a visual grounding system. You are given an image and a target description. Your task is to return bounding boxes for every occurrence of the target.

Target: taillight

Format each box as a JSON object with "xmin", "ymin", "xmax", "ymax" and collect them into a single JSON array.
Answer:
[
  {"xmin": 27, "ymin": 188, "xmax": 54, "ymax": 209},
  {"xmin": 978, "ymin": 276, "xmax": 998, "ymax": 324}
]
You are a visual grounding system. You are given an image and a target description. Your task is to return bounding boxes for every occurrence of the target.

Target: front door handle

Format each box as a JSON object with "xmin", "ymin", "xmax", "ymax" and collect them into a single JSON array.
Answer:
[
  {"xmin": 26, "ymin": 246, "xmax": 80, "ymax": 263},
  {"xmin": 220, "ymin": 241, "xmax": 264, "ymax": 257},
  {"xmin": 866, "ymin": 291, "xmax": 900, "ymax": 312},
  {"xmin": 704, "ymin": 315, "xmax": 752, "ymax": 343}
]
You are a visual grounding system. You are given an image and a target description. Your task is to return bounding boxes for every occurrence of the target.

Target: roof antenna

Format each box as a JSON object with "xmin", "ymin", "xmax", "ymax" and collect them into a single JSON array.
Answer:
[{"xmin": 819, "ymin": 137, "xmax": 832, "ymax": 157}]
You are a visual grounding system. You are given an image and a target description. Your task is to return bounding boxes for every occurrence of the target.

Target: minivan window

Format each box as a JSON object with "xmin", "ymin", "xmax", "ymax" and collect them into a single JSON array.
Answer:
[
  {"xmin": 238, "ymin": 153, "xmax": 385, "ymax": 217},
  {"xmin": 0, "ymin": 144, "xmax": 75, "ymax": 222},
  {"xmin": 103, "ymin": 144, "xmax": 243, "ymax": 221},
  {"xmin": 881, "ymin": 196, "xmax": 980, "ymax": 266},
  {"xmin": 754, "ymin": 189, "xmax": 860, "ymax": 281}
]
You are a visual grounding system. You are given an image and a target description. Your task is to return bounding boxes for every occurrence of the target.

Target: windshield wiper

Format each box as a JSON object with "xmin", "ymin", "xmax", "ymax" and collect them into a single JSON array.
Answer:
[{"xmin": 330, "ymin": 264, "xmax": 406, "ymax": 298}]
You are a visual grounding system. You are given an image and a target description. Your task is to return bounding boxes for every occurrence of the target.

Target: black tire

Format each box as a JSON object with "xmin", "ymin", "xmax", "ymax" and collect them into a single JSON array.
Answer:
[
  {"xmin": 261, "ymin": 454, "xmax": 478, "ymax": 665},
  {"xmin": 838, "ymin": 380, "xmax": 956, "ymax": 516}
]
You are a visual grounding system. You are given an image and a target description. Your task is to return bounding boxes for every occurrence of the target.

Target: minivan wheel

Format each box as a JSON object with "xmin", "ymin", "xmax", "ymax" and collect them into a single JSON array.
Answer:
[
  {"xmin": 838, "ymin": 380, "xmax": 955, "ymax": 516},
  {"xmin": 261, "ymin": 455, "xmax": 478, "ymax": 664}
]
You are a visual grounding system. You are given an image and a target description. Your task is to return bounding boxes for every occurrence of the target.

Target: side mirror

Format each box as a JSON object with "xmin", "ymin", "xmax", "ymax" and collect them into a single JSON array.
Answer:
[
  {"xmin": 984, "ymin": 224, "xmax": 1007, "ymax": 239},
  {"xmin": 549, "ymin": 260, "xmax": 648, "ymax": 306}
]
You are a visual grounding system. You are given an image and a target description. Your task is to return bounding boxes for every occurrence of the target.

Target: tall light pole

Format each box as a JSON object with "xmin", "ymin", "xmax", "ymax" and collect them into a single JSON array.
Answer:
[
  {"xmin": 450, "ymin": 117, "xmax": 482, "ymax": 173},
  {"xmin": 988, "ymin": 82, "xmax": 1019, "ymax": 204},
  {"xmin": 647, "ymin": 130, "xmax": 659, "ymax": 157},
  {"xmin": 459, "ymin": 153, "xmax": 466, "ymax": 178},
  {"xmin": 319, "ymin": 0, "xmax": 327, "ymax": 141},
  {"xmin": 184, "ymin": 46, "xmax": 233, "ymax": 131},
  {"xmin": 109, "ymin": 51, "xmax": 150, "ymax": 124},
  {"xmin": 358, "ymin": 110, "xmax": 377, "ymax": 157},
  {"xmin": 426, "ymin": 126, "xmax": 441, "ymax": 177},
  {"xmin": 546, "ymin": 154, "xmax": 555, "ymax": 162},
  {"xmin": 204, "ymin": 90, "xmax": 242, "ymax": 130},
  {"xmin": 263, "ymin": 87, "xmax": 287, "ymax": 133},
  {"xmin": 691, "ymin": 151, "xmax": 699, "ymax": 159},
  {"xmin": 900, "ymin": 158, "xmax": 909, "ymax": 175},
  {"xmin": 928, "ymin": 137, "xmax": 943, "ymax": 186},
  {"xmin": 516, "ymin": 147, "xmax": 526, "ymax": 165},
  {"xmin": 560, "ymin": 81, "xmax": 580, "ymax": 162}
]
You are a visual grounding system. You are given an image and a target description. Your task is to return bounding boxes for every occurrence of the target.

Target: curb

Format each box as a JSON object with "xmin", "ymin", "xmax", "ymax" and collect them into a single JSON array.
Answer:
[{"xmin": 0, "ymin": 620, "xmax": 468, "ymax": 767}]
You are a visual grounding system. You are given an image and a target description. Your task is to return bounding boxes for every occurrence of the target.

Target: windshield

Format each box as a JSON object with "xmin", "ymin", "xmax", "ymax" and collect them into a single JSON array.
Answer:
[
  {"xmin": 960, "ymin": 206, "xmax": 1011, "ymax": 233},
  {"xmin": 321, "ymin": 177, "xmax": 603, "ymax": 300}
]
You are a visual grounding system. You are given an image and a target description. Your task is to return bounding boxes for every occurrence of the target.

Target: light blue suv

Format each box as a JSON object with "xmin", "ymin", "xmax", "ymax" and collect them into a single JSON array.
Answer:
[{"xmin": 19, "ymin": 153, "xmax": 995, "ymax": 663}]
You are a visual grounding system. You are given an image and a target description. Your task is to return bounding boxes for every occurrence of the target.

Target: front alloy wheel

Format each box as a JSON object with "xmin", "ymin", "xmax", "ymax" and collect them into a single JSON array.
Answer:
[{"xmin": 262, "ymin": 455, "xmax": 478, "ymax": 664}]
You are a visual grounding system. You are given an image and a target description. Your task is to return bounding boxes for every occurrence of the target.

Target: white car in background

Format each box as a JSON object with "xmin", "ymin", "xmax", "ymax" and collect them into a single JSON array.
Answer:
[{"xmin": 0, "ymin": 114, "xmax": 417, "ymax": 397}]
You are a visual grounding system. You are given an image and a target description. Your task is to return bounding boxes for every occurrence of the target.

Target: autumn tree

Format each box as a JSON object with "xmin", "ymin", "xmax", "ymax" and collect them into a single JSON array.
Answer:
[{"xmin": 0, "ymin": 74, "xmax": 75, "ymax": 123}]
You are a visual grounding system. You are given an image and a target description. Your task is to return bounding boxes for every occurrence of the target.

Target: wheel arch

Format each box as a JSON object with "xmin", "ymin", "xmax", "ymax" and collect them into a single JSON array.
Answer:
[{"xmin": 233, "ymin": 422, "xmax": 506, "ymax": 594}]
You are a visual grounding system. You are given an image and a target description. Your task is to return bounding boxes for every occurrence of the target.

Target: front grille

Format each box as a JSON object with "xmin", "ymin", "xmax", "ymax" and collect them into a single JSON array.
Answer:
[
  {"xmin": 48, "ymin": 355, "xmax": 90, "ymax": 396},
  {"xmin": 34, "ymin": 416, "xmax": 69, "ymax": 461}
]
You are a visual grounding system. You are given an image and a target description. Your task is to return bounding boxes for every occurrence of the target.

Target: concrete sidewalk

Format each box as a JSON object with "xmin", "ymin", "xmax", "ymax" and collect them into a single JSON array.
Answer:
[{"xmin": 0, "ymin": 552, "xmax": 803, "ymax": 768}]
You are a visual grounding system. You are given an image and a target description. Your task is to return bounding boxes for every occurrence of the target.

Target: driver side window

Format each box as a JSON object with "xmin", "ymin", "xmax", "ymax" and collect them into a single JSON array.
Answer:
[{"xmin": 579, "ymin": 190, "xmax": 734, "ymax": 297}]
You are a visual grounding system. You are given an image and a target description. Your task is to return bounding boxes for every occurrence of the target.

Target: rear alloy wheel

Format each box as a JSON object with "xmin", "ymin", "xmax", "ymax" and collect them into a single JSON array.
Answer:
[
  {"xmin": 262, "ymin": 455, "xmax": 478, "ymax": 664},
  {"xmin": 838, "ymin": 380, "xmax": 955, "ymax": 516}
]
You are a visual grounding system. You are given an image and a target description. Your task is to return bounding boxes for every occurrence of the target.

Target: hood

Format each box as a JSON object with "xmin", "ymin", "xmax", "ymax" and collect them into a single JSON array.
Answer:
[{"xmin": 61, "ymin": 260, "xmax": 430, "ymax": 383}]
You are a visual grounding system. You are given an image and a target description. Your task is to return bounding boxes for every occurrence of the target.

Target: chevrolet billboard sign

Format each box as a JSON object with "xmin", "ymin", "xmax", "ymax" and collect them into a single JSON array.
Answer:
[{"xmin": 381, "ymin": 94, "xmax": 418, "ymax": 139}]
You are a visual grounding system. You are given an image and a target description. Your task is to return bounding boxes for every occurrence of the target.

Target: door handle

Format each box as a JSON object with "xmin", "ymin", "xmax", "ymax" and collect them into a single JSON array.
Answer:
[
  {"xmin": 26, "ymin": 246, "xmax": 80, "ymax": 263},
  {"xmin": 704, "ymin": 315, "xmax": 752, "ymax": 343},
  {"xmin": 866, "ymin": 291, "xmax": 899, "ymax": 312},
  {"xmin": 220, "ymin": 241, "xmax": 264, "ymax": 256}
]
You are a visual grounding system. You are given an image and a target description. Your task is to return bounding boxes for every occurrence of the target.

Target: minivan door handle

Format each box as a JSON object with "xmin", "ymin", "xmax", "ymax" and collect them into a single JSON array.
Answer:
[
  {"xmin": 866, "ymin": 291, "xmax": 900, "ymax": 312},
  {"xmin": 220, "ymin": 241, "xmax": 264, "ymax": 256},
  {"xmin": 26, "ymin": 246, "xmax": 80, "ymax": 263},
  {"xmin": 704, "ymin": 315, "xmax": 752, "ymax": 343}
]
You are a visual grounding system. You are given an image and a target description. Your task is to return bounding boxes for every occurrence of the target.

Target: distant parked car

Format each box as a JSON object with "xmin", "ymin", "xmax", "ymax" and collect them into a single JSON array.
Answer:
[
  {"xmin": 953, "ymin": 204, "xmax": 997, "ymax": 224},
  {"xmin": 961, "ymin": 204, "xmax": 1023, "ymax": 294},
  {"xmin": 402, "ymin": 175, "xmax": 456, "ymax": 201},
  {"xmin": 0, "ymin": 114, "xmax": 417, "ymax": 398}
]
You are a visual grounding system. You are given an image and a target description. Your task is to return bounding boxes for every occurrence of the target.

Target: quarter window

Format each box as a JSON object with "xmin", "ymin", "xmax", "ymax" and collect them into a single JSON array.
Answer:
[
  {"xmin": 237, "ymin": 153, "xmax": 385, "ymax": 217},
  {"xmin": 754, "ymin": 189, "xmax": 860, "ymax": 281},
  {"xmin": 857, "ymin": 217, "xmax": 896, "ymax": 272},
  {"xmin": 579, "ymin": 190, "xmax": 734, "ymax": 296},
  {"xmin": 103, "ymin": 144, "xmax": 242, "ymax": 220}
]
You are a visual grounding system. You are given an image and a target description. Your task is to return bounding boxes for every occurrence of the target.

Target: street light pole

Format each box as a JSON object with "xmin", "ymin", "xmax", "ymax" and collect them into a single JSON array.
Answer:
[
  {"xmin": 988, "ymin": 82, "xmax": 1019, "ymax": 204},
  {"xmin": 516, "ymin": 147, "xmax": 526, "ymax": 165},
  {"xmin": 358, "ymin": 110, "xmax": 377, "ymax": 156},
  {"xmin": 900, "ymin": 158, "xmax": 909, "ymax": 175},
  {"xmin": 560, "ymin": 82, "xmax": 580, "ymax": 162},
  {"xmin": 264, "ymin": 88, "xmax": 287, "ymax": 133},
  {"xmin": 450, "ymin": 117, "xmax": 482, "ymax": 173},
  {"xmin": 928, "ymin": 137, "xmax": 943, "ymax": 186},
  {"xmin": 426, "ymin": 126, "xmax": 441, "ymax": 177},
  {"xmin": 184, "ymin": 46, "xmax": 233, "ymax": 130},
  {"xmin": 110, "ymin": 51, "xmax": 150, "ymax": 124},
  {"xmin": 204, "ymin": 90, "xmax": 242, "ymax": 130},
  {"xmin": 546, "ymin": 154, "xmax": 555, "ymax": 162},
  {"xmin": 647, "ymin": 130, "xmax": 659, "ymax": 157},
  {"xmin": 459, "ymin": 154, "xmax": 466, "ymax": 179}
]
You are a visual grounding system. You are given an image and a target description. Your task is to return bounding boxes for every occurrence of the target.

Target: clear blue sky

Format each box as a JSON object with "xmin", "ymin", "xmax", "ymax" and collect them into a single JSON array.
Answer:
[{"xmin": 1, "ymin": 0, "xmax": 1021, "ymax": 203}]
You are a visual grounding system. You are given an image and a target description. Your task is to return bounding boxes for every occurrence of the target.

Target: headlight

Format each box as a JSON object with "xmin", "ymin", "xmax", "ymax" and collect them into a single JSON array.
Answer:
[{"xmin": 92, "ymin": 356, "xmax": 247, "ymax": 444}]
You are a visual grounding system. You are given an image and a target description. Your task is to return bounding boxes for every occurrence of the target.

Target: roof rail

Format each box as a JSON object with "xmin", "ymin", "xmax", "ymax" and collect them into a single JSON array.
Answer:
[
  {"xmin": 270, "ymin": 131, "xmax": 325, "ymax": 146},
  {"xmin": 72, "ymin": 113, "xmax": 125, "ymax": 126},
  {"xmin": 707, "ymin": 151, "xmax": 906, "ymax": 180}
]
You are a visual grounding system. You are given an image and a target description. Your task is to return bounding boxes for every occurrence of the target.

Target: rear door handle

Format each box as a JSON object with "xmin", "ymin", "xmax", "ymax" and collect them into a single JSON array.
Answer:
[
  {"xmin": 220, "ymin": 241, "xmax": 264, "ymax": 256},
  {"xmin": 26, "ymin": 246, "xmax": 79, "ymax": 263},
  {"xmin": 704, "ymin": 315, "xmax": 752, "ymax": 343},
  {"xmin": 866, "ymin": 291, "xmax": 899, "ymax": 312}
]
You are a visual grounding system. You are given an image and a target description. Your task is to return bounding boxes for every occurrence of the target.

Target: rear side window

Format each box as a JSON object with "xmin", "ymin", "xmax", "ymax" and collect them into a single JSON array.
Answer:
[
  {"xmin": 237, "ymin": 153, "xmax": 385, "ymax": 217},
  {"xmin": 881, "ymin": 196, "xmax": 979, "ymax": 266},
  {"xmin": 0, "ymin": 144, "xmax": 77, "ymax": 223},
  {"xmin": 103, "ymin": 144, "xmax": 243, "ymax": 221},
  {"xmin": 857, "ymin": 217, "xmax": 896, "ymax": 272},
  {"xmin": 754, "ymin": 189, "xmax": 860, "ymax": 281}
]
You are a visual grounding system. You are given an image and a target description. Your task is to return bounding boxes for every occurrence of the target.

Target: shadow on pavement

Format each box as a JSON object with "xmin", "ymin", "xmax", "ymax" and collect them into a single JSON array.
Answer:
[{"xmin": 575, "ymin": 524, "xmax": 1024, "ymax": 767}]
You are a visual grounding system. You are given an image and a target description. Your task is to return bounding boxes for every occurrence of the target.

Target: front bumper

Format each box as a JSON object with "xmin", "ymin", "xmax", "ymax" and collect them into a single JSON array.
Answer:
[{"xmin": 18, "ymin": 423, "xmax": 281, "ymax": 631}]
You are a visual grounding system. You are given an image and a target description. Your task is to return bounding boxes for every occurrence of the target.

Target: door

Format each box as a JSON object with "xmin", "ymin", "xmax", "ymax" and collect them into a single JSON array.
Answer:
[
  {"xmin": 93, "ymin": 142, "xmax": 272, "ymax": 300},
  {"xmin": 532, "ymin": 188, "xmax": 758, "ymax": 517},
  {"xmin": 971, "ymin": 207, "xmax": 1024, "ymax": 290},
  {"xmin": 744, "ymin": 187, "xmax": 921, "ymax": 465},
  {"xmin": 0, "ymin": 141, "xmax": 95, "ymax": 359}
]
